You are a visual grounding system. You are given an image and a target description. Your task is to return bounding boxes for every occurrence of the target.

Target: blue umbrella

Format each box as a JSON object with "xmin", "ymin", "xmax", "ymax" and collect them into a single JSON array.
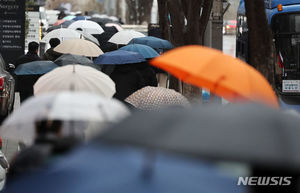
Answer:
[
  {"xmin": 129, "ymin": 36, "xmax": 174, "ymax": 53},
  {"xmin": 14, "ymin": 61, "xmax": 58, "ymax": 75},
  {"xmin": 94, "ymin": 50, "xmax": 145, "ymax": 65},
  {"xmin": 119, "ymin": 44, "xmax": 159, "ymax": 59},
  {"xmin": 72, "ymin": 16, "xmax": 90, "ymax": 21},
  {"xmin": 4, "ymin": 143, "xmax": 246, "ymax": 193}
]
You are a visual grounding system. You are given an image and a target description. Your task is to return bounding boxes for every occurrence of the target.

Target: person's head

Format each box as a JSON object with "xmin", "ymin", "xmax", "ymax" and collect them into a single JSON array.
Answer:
[
  {"xmin": 28, "ymin": 41, "xmax": 39, "ymax": 54},
  {"xmin": 49, "ymin": 38, "xmax": 60, "ymax": 48},
  {"xmin": 35, "ymin": 120, "xmax": 63, "ymax": 138}
]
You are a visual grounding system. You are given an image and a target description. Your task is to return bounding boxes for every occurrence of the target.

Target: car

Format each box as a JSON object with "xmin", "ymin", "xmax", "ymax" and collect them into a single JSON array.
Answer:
[
  {"xmin": 223, "ymin": 20, "xmax": 237, "ymax": 35},
  {"xmin": 0, "ymin": 54, "xmax": 15, "ymax": 122}
]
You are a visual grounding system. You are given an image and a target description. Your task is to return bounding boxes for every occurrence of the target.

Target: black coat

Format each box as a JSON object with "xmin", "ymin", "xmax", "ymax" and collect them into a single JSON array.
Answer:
[
  {"xmin": 15, "ymin": 52, "xmax": 41, "ymax": 68},
  {"xmin": 102, "ymin": 62, "xmax": 158, "ymax": 101},
  {"xmin": 42, "ymin": 48, "xmax": 62, "ymax": 61}
]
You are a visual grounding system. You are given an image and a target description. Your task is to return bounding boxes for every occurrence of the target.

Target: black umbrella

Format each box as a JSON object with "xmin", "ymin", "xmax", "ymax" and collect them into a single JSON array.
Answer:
[
  {"xmin": 54, "ymin": 54, "xmax": 101, "ymax": 71},
  {"xmin": 99, "ymin": 105, "xmax": 300, "ymax": 171},
  {"xmin": 89, "ymin": 17, "xmax": 116, "ymax": 26}
]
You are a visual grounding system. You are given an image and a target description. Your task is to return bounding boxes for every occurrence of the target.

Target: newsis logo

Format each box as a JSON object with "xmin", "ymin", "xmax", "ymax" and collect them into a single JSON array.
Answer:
[{"xmin": 237, "ymin": 177, "xmax": 292, "ymax": 186}]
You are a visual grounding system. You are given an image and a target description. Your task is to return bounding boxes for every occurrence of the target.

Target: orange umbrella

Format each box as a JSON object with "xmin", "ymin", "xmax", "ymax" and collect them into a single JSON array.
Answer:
[{"xmin": 150, "ymin": 45, "xmax": 279, "ymax": 108}]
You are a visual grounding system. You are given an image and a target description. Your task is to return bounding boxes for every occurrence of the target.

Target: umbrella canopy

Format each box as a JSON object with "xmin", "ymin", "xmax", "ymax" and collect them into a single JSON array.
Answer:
[
  {"xmin": 92, "ymin": 14, "xmax": 109, "ymax": 19},
  {"xmin": 94, "ymin": 50, "xmax": 145, "ymax": 65},
  {"xmin": 108, "ymin": 30, "xmax": 146, "ymax": 45},
  {"xmin": 34, "ymin": 65, "xmax": 115, "ymax": 97},
  {"xmin": 54, "ymin": 39, "xmax": 104, "ymax": 57},
  {"xmin": 99, "ymin": 104, "xmax": 300, "ymax": 170},
  {"xmin": 53, "ymin": 19, "xmax": 66, "ymax": 26},
  {"xmin": 68, "ymin": 20, "xmax": 104, "ymax": 35},
  {"xmin": 150, "ymin": 45, "xmax": 278, "ymax": 108},
  {"xmin": 1, "ymin": 92, "xmax": 129, "ymax": 145},
  {"xmin": 54, "ymin": 54, "xmax": 100, "ymax": 70},
  {"xmin": 41, "ymin": 28, "xmax": 81, "ymax": 43},
  {"xmin": 120, "ymin": 44, "xmax": 159, "ymax": 59},
  {"xmin": 105, "ymin": 23, "xmax": 123, "ymax": 31},
  {"xmin": 125, "ymin": 86, "xmax": 189, "ymax": 110},
  {"xmin": 129, "ymin": 36, "xmax": 174, "ymax": 53},
  {"xmin": 14, "ymin": 61, "xmax": 58, "ymax": 75},
  {"xmin": 72, "ymin": 15, "xmax": 90, "ymax": 21},
  {"xmin": 76, "ymin": 30, "xmax": 100, "ymax": 45},
  {"xmin": 90, "ymin": 17, "xmax": 114, "ymax": 26},
  {"xmin": 63, "ymin": 15, "xmax": 76, "ymax": 20},
  {"xmin": 3, "ymin": 143, "xmax": 245, "ymax": 193}
]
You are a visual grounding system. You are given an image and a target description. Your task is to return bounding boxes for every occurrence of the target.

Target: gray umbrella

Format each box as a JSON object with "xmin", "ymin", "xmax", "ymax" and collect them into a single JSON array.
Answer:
[
  {"xmin": 99, "ymin": 105, "xmax": 300, "ymax": 171},
  {"xmin": 54, "ymin": 54, "xmax": 101, "ymax": 71}
]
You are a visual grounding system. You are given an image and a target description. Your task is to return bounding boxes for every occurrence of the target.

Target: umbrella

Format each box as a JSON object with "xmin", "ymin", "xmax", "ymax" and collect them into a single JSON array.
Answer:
[
  {"xmin": 0, "ymin": 92, "xmax": 129, "ymax": 145},
  {"xmin": 108, "ymin": 30, "xmax": 146, "ymax": 45},
  {"xmin": 63, "ymin": 15, "xmax": 76, "ymax": 20},
  {"xmin": 46, "ymin": 21, "xmax": 75, "ymax": 33},
  {"xmin": 3, "ymin": 143, "xmax": 245, "ymax": 193},
  {"xmin": 54, "ymin": 54, "xmax": 100, "ymax": 70},
  {"xmin": 76, "ymin": 30, "xmax": 100, "ymax": 46},
  {"xmin": 94, "ymin": 50, "xmax": 145, "ymax": 65},
  {"xmin": 120, "ymin": 44, "xmax": 159, "ymax": 59},
  {"xmin": 34, "ymin": 65, "xmax": 115, "ymax": 97},
  {"xmin": 150, "ymin": 45, "xmax": 278, "ymax": 108},
  {"xmin": 41, "ymin": 28, "xmax": 81, "ymax": 43},
  {"xmin": 129, "ymin": 36, "xmax": 174, "ymax": 53},
  {"xmin": 91, "ymin": 14, "xmax": 109, "ymax": 19},
  {"xmin": 68, "ymin": 20, "xmax": 104, "ymax": 35},
  {"xmin": 125, "ymin": 86, "xmax": 189, "ymax": 110},
  {"xmin": 53, "ymin": 19, "xmax": 66, "ymax": 26},
  {"xmin": 105, "ymin": 23, "xmax": 123, "ymax": 31},
  {"xmin": 72, "ymin": 15, "xmax": 90, "ymax": 21},
  {"xmin": 109, "ymin": 16, "xmax": 119, "ymax": 22},
  {"xmin": 99, "ymin": 104, "xmax": 300, "ymax": 171},
  {"xmin": 54, "ymin": 39, "xmax": 104, "ymax": 57},
  {"xmin": 14, "ymin": 61, "xmax": 58, "ymax": 75},
  {"xmin": 90, "ymin": 17, "xmax": 114, "ymax": 26}
]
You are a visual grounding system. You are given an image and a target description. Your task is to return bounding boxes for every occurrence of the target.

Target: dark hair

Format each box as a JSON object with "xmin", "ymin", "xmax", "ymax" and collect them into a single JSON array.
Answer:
[
  {"xmin": 49, "ymin": 38, "xmax": 60, "ymax": 48},
  {"xmin": 28, "ymin": 41, "xmax": 39, "ymax": 53},
  {"xmin": 35, "ymin": 120, "xmax": 62, "ymax": 136}
]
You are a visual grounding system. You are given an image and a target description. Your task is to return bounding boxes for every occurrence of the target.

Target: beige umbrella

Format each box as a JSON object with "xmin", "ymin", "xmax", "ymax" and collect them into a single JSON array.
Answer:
[
  {"xmin": 125, "ymin": 86, "xmax": 190, "ymax": 110},
  {"xmin": 34, "ymin": 65, "xmax": 116, "ymax": 98},
  {"xmin": 54, "ymin": 39, "xmax": 103, "ymax": 57}
]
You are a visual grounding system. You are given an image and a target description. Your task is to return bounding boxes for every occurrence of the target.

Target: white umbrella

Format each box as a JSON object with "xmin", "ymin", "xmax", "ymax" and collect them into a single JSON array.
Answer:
[
  {"xmin": 54, "ymin": 39, "xmax": 104, "ymax": 57},
  {"xmin": 41, "ymin": 28, "xmax": 81, "ymax": 43},
  {"xmin": 108, "ymin": 30, "xmax": 146, "ymax": 45},
  {"xmin": 76, "ymin": 30, "xmax": 100, "ymax": 46},
  {"xmin": 92, "ymin": 14, "xmax": 109, "ymax": 19},
  {"xmin": 0, "ymin": 92, "xmax": 130, "ymax": 145},
  {"xmin": 109, "ymin": 16, "xmax": 119, "ymax": 22},
  {"xmin": 34, "ymin": 65, "xmax": 116, "ymax": 97},
  {"xmin": 68, "ymin": 20, "xmax": 104, "ymax": 35}
]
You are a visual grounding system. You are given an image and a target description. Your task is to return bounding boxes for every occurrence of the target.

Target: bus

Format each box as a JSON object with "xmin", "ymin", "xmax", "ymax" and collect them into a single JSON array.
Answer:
[{"xmin": 236, "ymin": 0, "xmax": 300, "ymax": 109}]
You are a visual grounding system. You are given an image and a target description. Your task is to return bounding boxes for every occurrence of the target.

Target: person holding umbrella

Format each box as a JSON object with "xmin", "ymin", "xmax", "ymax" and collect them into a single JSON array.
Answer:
[
  {"xmin": 42, "ymin": 38, "xmax": 62, "ymax": 61},
  {"xmin": 15, "ymin": 42, "xmax": 41, "ymax": 68}
]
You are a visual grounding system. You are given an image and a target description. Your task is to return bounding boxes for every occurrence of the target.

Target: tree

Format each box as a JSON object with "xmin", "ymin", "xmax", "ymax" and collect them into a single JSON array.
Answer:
[
  {"xmin": 157, "ymin": 0, "xmax": 213, "ymax": 98},
  {"xmin": 244, "ymin": 0, "xmax": 275, "ymax": 88},
  {"xmin": 125, "ymin": 0, "xmax": 154, "ymax": 24}
]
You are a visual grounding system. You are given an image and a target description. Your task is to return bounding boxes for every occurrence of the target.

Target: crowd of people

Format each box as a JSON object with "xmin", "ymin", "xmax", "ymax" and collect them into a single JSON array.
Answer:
[{"xmin": 0, "ymin": 9, "xmax": 293, "ymax": 193}]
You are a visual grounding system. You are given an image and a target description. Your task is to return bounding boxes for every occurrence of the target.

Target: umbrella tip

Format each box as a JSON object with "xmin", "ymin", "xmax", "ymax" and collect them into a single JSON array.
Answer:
[{"xmin": 73, "ymin": 64, "xmax": 76, "ymax": 73}]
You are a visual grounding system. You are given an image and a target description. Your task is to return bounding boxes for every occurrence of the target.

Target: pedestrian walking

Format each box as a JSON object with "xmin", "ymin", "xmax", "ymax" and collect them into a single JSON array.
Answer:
[
  {"xmin": 42, "ymin": 38, "xmax": 62, "ymax": 61},
  {"xmin": 15, "ymin": 42, "xmax": 41, "ymax": 68}
]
